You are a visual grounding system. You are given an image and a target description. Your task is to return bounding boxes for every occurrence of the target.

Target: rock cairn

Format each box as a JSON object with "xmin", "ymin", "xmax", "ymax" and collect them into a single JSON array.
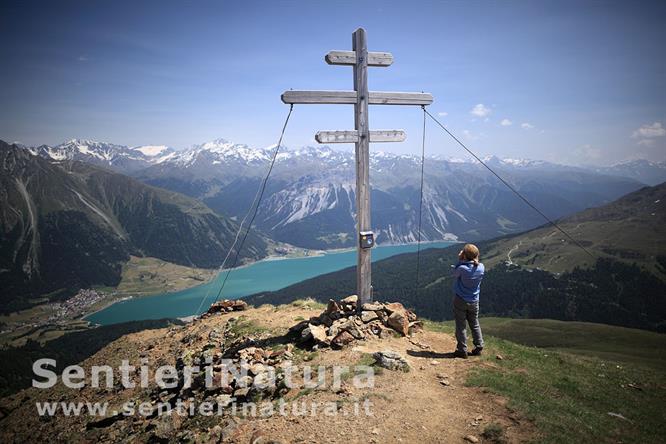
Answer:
[
  {"xmin": 205, "ymin": 299, "xmax": 249, "ymax": 315},
  {"xmin": 289, "ymin": 295, "xmax": 423, "ymax": 348}
]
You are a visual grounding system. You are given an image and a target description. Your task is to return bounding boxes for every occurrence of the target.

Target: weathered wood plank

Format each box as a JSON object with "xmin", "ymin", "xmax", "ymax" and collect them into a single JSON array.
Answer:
[
  {"xmin": 315, "ymin": 130, "xmax": 358, "ymax": 143},
  {"xmin": 281, "ymin": 90, "xmax": 433, "ymax": 106},
  {"xmin": 353, "ymin": 28, "xmax": 373, "ymax": 307},
  {"xmin": 281, "ymin": 90, "xmax": 356, "ymax": 104},
  {"xmin": 370, "ymin": 91, "xmax": 433, "ymax": 105},
  {"xmin": 315, "ymin": 130, "xmax": 406, "ymax": 143},
  {"xmin": 325, "ymin": 50, "xmax": 393, "ymax": 67},
  {"xmin": 370, "ymin": 129, "xmax": 406, "ymax": 142}
]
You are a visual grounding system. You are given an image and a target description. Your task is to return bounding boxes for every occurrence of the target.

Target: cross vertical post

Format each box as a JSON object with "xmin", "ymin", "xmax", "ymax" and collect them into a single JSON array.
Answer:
[
  {"xmin": 353, "ymin": 28, "xmax": 372, "ymax": 308},
  {"xmin": 281, "ymin": 28, "xmax": 433, "ymax": 309}
]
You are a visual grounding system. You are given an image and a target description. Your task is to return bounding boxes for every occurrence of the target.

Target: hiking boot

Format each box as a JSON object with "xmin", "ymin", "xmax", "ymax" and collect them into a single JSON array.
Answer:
[
  {"xmin": 471, "ymin": 347, "xmax": 483, "ymax": 356},
  {"xmin": 453, "ymin": 349, "xmax": 468, "ymax": 359}
]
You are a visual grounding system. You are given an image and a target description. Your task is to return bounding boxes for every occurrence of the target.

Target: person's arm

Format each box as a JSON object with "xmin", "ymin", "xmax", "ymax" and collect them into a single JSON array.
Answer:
[{"xmin": 452, "ymin": 261, "xmax": 467, "ymax": 278}]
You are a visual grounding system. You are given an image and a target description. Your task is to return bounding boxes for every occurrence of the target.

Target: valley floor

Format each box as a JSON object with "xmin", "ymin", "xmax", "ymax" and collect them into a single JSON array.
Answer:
[{"xmin": 0, "ymin": 256, "xmax": 218, "ymax": 347}]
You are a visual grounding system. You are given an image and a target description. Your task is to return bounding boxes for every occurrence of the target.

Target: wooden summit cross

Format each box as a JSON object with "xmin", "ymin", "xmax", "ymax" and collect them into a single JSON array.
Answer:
[{"xmin": 282, "ymin": 28, "xmax": 433, "ymax": 307}]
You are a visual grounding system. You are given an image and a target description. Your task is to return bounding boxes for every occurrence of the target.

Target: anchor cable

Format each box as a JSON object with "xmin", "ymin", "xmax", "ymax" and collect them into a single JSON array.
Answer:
[
  {"xmin": 422, "ymin": 108, "xmax": 595, "ymax": 260},
  {"xmin": 193, "ymin": 104, "xmax": 294, "ymax": 315},
  {"xmin": 415, "ymin": 105, "xmax": 427, "ymax": 293}
]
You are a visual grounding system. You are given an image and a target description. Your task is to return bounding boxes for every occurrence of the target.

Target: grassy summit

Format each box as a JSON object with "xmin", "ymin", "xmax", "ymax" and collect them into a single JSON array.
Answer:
[{"xmin": 426, "ymin": 319, "xmax": 666, "ymax": 443}]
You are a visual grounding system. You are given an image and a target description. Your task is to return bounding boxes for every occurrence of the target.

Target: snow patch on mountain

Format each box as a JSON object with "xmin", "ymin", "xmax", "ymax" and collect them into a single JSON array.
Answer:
[{"xmin": 133, "ymin": 145, "xmax": 170, "ymax": 156}]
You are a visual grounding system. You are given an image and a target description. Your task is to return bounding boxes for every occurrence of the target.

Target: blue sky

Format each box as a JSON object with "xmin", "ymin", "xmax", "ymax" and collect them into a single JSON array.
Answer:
[{"xmin": 1, "ymin": 0, "xmax": 665, "ymax": 165}]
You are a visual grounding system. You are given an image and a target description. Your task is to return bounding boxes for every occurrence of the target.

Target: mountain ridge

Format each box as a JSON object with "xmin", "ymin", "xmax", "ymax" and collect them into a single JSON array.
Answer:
[
  {"xmin": 0, "ymin": 141, "xmax": 271, "ymax": 313},
  {"xmin": 244, "ymin": 182, "xmax": 666, "ymax": 331},
  {"xmin": 15, "ymin": 137, "xmax": 660, "ymax": 249},
  {"xmin": 130, "ymin": 139, "xmax": 647, "ymax": 248}
]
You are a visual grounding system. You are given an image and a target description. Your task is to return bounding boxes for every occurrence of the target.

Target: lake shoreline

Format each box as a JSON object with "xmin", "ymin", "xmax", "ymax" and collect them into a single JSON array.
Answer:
[
  {"xmin": 85, "ymin": 240, "xmax": 458, "ymax": 325},
  {"xmin": 193, "ymin": 239, "xmax": 460, "ymax": 279},
  {"xmin": 82, "ymin": 240, "xmax": 459, "ymax": 322}
]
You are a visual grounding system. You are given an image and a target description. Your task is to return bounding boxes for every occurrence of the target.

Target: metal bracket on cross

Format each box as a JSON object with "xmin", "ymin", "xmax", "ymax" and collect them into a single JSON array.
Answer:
[{"xmin": 281, "ymin": 28, "xmax": 433, "ymax": 308}]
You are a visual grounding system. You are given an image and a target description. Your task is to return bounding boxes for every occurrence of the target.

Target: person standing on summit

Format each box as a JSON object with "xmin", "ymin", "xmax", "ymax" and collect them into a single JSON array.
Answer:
[{"xmin": 451, "ymin": 244, "xmax": 485, "ymax": 359}]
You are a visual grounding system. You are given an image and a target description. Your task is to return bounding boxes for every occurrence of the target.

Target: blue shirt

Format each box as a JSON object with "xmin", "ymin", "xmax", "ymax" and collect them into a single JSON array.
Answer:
[{"xmin": 452, "ymin": 261, "xmax": 485, "ymax": 303}]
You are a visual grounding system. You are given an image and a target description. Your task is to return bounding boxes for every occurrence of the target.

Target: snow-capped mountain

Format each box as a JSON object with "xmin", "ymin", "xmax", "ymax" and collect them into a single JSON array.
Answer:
[
  {"xmin": 134, "ymin": 138, "xmax": 644, "ymax": 249},
  {"xmin": 12, "ymin": 137, "xmax": 649, "ymax": 249},
  {"xmin": 26, "ymin": 139, "xmax": 176, "ymax": 172},
  {"xmin": 133, "ymin": 144, "xmax": 176, "ymax": 159},
  {"xmin": 595, "ymin": 159, "xmax": 666, "ymax": 186},
  {"xmin": 176, "ymin": 139, "xmax": 272, "ymax": 166}
]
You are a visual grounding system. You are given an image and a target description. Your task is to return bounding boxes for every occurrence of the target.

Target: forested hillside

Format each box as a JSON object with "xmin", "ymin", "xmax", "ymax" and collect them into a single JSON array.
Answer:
[
  {"xmin": 0, "ymin": 142, "xmax": 270, "ymax": 313},
  {"xmin": 246, "ymin": 183, "xmax": 666, "ymax": 332}
]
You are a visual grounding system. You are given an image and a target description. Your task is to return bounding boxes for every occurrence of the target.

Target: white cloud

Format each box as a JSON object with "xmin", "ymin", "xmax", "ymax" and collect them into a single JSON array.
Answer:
[
  {"xmin": 438, "ymin": 111, "xmax": 448, "ymax": 117},
  {"xmin": 462, "ymin": 129, "xmax": 476, "ymax": 140},
  {"xmin": 77, "ymin": 55, "xmax": 89, "ymax": 62},
  {"xmin": 632, "ymin": 122, "xmax": 665, "ymax": 139},
  {"xmin": 637, "ymin": 139, "xmax": 655, "ymax": 147},
  {"xmin": 500, "ymin": 119, "xmax": 512, "ymax": 127},
  {"xmin": 521, "ymin": 122, "xmax": 534, "ymax": 130},
  {"xmin": 470, "ymin": 104, "xmax": 491, "ymax": 118},
  {"xmin": 576, "ymin": 144, "xmax": 602, "ymax": 161}
]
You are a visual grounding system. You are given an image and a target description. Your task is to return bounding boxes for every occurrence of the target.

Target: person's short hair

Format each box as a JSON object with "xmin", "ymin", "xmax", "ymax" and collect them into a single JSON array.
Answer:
[{"xmin": 462, "ymin": 243, "xmax": 480, "ymax": 261}]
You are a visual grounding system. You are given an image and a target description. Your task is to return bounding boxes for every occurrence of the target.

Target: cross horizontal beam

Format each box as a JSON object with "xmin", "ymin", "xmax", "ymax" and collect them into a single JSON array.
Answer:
[
  {"xmin": 315, "ymin": 130, "xmax": 406, "ymax": 144},
  {"xmin": 325, "ymin": 50, "xmax": 393, "ymax": 67},
  {"xmin": 281, "ymin": 90, "xmax": 433, "ymax": 106}
]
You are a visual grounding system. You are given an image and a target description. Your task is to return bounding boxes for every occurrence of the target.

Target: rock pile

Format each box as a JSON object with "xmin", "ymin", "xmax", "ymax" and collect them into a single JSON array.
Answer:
[
  {"xmin": 206, "ymin": 299, "xmax": 248, "ymax": 315},
  {"xmin": 289, "ymin": 295, "xmax": 423, "ymax": 349},
  {"xmin": 170, "ymin": 317, "xmax": 294, "ymax": 406}
]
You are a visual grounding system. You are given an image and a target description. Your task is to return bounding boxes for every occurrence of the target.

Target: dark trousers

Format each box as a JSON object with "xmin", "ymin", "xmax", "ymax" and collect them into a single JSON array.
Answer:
[{"xmin": 453, "ymin": 294, "xmax": 484, "ymax": 352}]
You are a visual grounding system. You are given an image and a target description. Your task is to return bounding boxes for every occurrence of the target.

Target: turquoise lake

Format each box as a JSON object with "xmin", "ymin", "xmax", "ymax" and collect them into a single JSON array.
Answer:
[{"xmin": 86, "ymin": 241, "xmax": 455, "ymax": 325}]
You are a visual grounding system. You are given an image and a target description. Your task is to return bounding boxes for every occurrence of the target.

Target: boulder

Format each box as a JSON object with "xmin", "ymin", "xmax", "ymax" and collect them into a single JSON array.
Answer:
[
  {"xmin": 341, "ymin": 295, "xmax": 358, "ymax": 304},
  {"xmin": 408, "ymin": 320, "xmax": 424, "ymax": 335},
  {"xmin": 317, "ymin": 313, "xmax": 334, "ymax": 327},
  {"xmin": 361, "ymin": 302, "xmax": 384, "ymax": 311},
  {"xmin": 360, "ymin": 310, "xmax": 379, "ymax": 323},
  {"xmin": 325, "ymin": 299, "xmax": 341, "ymax": 314},
  {"xmin": 308, "ymin": 323, "xmax": 329, "ymax": 345},
  {"xmin": 373, "ymin": 350, "xmax": 410, "ymax": 371},
  {"xmin": 289, "ymin": 320, "xmax": 309, "ymax": 333},
  {"xmin": 343, "ymin": 321, "xmax": 366, "ymax": 340},
  {"xmin": 341, "ymin": 295, "xmax": 358, "ymax": 311},
  {"xmin": 300, "ymin": 327, "xmax": 313, "ymax": 342},
  {"xmin": 387, "ymin": 310, "xmax": 410, "ymax": 336},
  {"xmin": 331, "ymin": 331, "xmax": 355, "ymax": 348},
  {"xmin": 384, "ymin": 302, "xmax": 406, "ymax": 314}
]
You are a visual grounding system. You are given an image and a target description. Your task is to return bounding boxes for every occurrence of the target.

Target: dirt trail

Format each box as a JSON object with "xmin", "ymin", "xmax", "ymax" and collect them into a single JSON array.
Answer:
[
  {"xmin": 0, "ymin": 303, "xmax": 536, "ymax": 443},
  {"xmin": 232, "ymin": 305, "xmax": 535, "ymax": 443}
]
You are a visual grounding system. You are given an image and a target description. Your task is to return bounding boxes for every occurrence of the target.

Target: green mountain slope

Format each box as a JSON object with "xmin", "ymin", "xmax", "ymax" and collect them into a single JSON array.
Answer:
[
  {"xmin": 482, "ymin": 182, "xmax": 666, "ymax": 279},
  {"xmin": 246, "ymin": 183, "xmax": 666, "ymax": 331},
  {"xmin": 0, "ymin": 141, "xmax": 270, "ymax": 313}
]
